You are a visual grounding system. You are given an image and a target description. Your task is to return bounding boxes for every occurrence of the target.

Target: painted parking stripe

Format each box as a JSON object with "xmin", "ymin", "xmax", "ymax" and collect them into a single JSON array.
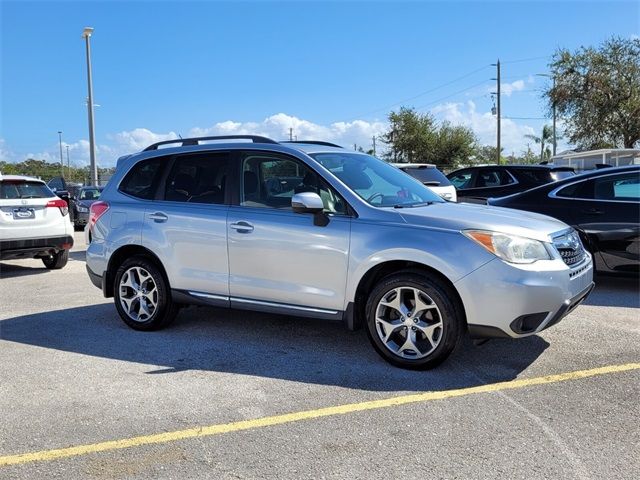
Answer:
[{"xmin": 1, "ymin": 362, "xmax": 638, "ymax": 468}]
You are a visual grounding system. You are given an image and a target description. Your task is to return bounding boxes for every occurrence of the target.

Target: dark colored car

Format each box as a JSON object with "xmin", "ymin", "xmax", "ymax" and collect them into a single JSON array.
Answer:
[
  {"xmin": 72, "ymin": 186, "xmax": 104, "ymax": 229},
  {"xmin": 488, "ymin": 165, "xmax": 640, "ymax": 274},
  {"xmin": 447, "ymin": 165, "xmax": 575, "ymax": 203}
]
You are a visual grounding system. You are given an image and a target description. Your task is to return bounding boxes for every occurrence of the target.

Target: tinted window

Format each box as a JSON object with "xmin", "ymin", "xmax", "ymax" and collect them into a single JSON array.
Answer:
[
  {"xmin": 79, "ymin": 188, "xmax": 101, "ymax": 200},
  {"xmin": 312, "ymin": 153, "xmax": 443, "ymax": 207},
  {"xmin": 400, "ymin": 167, "xmax": 452, "ymax": 186},
  {"xmin": 448, "ymin": 170, "xmax": 472, "ymax": 189},
  {"xmin": 119, "ymin": 157, "xmax": 164, "ymax": 200},
  {"xmin": 0, "ymin": 180, "xmax": 52, "ymax": 199},
  {"xmin": 241, "ymin": 153, "xmax": 347, "ymax": 214},
  {"xmin": 595, "ymin": 172, "xmax": 639, "ymax": 200},
  {"xmin": 48, "ymin": 177, "xmax": 64, "ymax": 191},
  {"xmin": 517, "ymin": 169, "xmax": 552, "ymax": 184},
  {"xmin": 164, "ymin": 152, "xmax": 230, "ymax": 204},
  {"xmin": 476, "ymin": 169, "xmax": 514, "ymax": 188}
]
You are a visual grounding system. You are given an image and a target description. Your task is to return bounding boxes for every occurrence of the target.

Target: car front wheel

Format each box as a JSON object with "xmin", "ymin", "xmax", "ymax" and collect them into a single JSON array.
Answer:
[
  {"xmin": 113, "ymin": 256, "xmax": 178, "ymax": 331},
  {"xmin": 365, "ymin": 272, "xmax": 463, "ymax": 370}
]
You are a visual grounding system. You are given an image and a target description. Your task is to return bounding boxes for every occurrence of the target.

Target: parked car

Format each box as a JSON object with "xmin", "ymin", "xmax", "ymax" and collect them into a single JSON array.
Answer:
[
  {"xmin": 0, "ymin": 174, "xmax": 74, "ymax": 269},
  {"xmin": 86, "ymin": 136, "xmax": 593, "ymax": 369},
  {"xmin": 392, "ymin": 163, "xmax": 457, "ymax": 202},
  {"xmin": 47, "ymin": 177, "xmax": 83, "ymax": 220},
  {"xmin": 488, "ymin": 165, "xmax": 640, "ymax": 275},
  {"xmin": 72, "ymin": 186, "xmax": 104, "ymax": 229},
  {"xmin": 447, "ymin": 165, "xmax": 575, "ymax": 203}
]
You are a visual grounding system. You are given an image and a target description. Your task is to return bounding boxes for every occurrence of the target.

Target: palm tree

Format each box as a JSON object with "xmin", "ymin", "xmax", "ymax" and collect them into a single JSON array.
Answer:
[{"xmin": 525, "ymin": 125, "xmax": 554, "ymax": 162}]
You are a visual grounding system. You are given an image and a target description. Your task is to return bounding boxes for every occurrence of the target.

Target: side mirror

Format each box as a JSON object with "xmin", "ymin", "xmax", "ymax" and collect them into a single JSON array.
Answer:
[{"xmin": 291, "ymin": 192, "xmax": 324, "ymax": 214}]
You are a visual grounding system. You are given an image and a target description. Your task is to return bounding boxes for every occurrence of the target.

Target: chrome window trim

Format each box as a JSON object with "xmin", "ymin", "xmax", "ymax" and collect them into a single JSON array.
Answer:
[{"xmin": 548, "ymin": 170, "xmax": 640, "ymax": 203}]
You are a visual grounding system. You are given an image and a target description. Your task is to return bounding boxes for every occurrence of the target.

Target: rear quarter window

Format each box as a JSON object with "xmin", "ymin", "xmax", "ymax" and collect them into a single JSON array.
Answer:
[
  {"xmin": 0, "ymin": 181, "xmax": 53, "ymax": 199},
  {"xmin": 119, "ymin": 157, "xmax": 165, "ymax": 200}
]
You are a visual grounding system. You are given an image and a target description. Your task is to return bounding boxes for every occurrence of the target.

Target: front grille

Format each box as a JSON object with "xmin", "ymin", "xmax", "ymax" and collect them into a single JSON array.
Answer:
[
  {"xmin": 558, "ymin": 247, "xmax": 585, "ymax": 266},
  {"xmin": 553, "ymin": 230, "xmax": 586, "ymax": 267}
]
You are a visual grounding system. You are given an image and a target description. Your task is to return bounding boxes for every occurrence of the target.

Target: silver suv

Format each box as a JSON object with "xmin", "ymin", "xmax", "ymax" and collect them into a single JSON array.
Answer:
[{"xmin": 85, "ymin": 136, "xmax": 594, "ymax": 369}]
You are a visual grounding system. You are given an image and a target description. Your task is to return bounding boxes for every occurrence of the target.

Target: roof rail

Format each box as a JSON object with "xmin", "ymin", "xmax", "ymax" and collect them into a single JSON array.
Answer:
[
  {"xmin": 281, "ymin": 140, "xmax": 344, "ymax": 148},
  {"xmin": 143, "ymin": 135, "xmax": 278, "ymax": 151}
]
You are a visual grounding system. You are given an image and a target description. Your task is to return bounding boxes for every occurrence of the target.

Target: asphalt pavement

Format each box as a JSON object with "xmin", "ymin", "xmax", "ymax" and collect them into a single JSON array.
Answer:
[{"xmin": 0, "ymin": 231, "xmax": 638, "ymax": 479}]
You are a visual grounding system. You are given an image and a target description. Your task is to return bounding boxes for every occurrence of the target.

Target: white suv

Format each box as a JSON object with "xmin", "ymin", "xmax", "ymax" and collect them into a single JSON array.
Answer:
[{"xmin": 0, "ymin": 174, "xmax": 74, "ymax": 269}]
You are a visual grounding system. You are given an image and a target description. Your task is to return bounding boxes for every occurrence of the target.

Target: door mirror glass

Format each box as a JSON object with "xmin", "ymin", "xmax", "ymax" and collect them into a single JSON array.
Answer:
[{"xmin": 292, "ymin": 192, "xmax": 324, "ymax": 213}]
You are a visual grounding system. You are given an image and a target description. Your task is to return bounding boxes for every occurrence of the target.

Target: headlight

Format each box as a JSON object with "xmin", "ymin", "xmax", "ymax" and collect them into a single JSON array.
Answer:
[
  {"xmin": 464, "ymin": 230, "xmax": 552, "ymax": 264},
  {"xmin": 77, "ymin": 206, "xmax": 89, "ymax": 213}
]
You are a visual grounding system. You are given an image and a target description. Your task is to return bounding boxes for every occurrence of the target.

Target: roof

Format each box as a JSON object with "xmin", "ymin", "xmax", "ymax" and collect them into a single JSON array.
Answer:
[
  {"xmin": 552, "ymin": 148, "xmax": 640, "ymax": 160},
  {"xmin": 0, "ymin": 173, "xmax": 44, "ymax": 183}
]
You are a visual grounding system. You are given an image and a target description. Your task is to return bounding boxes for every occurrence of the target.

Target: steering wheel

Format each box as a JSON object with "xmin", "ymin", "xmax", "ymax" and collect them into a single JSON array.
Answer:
[{"xmin": 366, "ymin": 192, "xmax": 385, "ymax": 204}]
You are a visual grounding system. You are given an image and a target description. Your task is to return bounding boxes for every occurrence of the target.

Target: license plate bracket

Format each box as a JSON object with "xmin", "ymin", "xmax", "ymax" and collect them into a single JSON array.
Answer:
[{"xmin": 13, "ymin": 208, "xmax": 35, "ymax": 220}]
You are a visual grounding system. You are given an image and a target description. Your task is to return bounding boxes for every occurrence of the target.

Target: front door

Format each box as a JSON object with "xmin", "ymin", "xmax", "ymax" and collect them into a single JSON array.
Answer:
[{"xmin": 227, "ymin": 151, "xmax": 351, "ymax": 314}]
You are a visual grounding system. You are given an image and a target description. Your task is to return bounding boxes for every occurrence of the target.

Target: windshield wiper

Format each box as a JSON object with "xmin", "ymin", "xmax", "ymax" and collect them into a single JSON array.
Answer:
[{"xmin": 392, "ymin": 201, "xmax": 434, "ymax": 209}]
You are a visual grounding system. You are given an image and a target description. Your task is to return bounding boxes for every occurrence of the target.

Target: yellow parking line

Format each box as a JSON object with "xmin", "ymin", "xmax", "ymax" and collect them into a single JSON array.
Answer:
[{"xmin": 1, "ymin": 362, "xmax": 639, "ymax": 468}]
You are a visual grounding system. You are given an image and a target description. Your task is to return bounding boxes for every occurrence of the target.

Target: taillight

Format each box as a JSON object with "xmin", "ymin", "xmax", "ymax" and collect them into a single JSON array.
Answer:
[
  {"xmin": 89, "ymin": 201, "xmax": 110, "ymax": 228},
  {"xmin": 46, "ymin": 198, "xmax": 69, "ymax": 216}
]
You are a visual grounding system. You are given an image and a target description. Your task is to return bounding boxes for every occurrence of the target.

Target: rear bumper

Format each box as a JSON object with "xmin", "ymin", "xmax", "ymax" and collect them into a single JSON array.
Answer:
[
  {"xmin": 0, "ymin": 235, "xmax": 74, "ymax": 260},
  {"xmin": 86, "ymin": 264, "xmax": 104, "ymax": 290}
]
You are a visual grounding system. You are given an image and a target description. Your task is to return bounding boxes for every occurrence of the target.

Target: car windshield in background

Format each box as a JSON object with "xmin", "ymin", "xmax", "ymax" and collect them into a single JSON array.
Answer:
[
  {"xmin": 310, "ymin": 153, "xmax": 445, "ymax": 207},
  {"xmin": 79, "ymin": 188, "xmax": 101, "ymax": 200},
  {"xmin": 401, "ymin": 166, "xmax": 452, "ymax": 186},
  {"xmin": 0, "ymin": 180, "xmax": 52, "ymax": 199}
]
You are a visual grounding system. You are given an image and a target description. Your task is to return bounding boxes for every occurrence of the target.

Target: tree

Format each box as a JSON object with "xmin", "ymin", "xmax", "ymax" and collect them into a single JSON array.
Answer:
[
  {"xmin": 525, "ymin": 125, "xmax": 554, "ymax": 161},
  {"xmin": 381, "ymin": 107, "xmax": 477, "ymax": 167},
  {"xmin": 545, "ymin": 36, "xmax": 640, "ymax": 149}
]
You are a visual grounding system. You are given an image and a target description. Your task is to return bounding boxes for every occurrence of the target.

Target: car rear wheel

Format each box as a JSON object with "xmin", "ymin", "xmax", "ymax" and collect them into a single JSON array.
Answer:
[
  {"xmin": 114, "ymin": 256, "xmax": 178, "ymax": 331},
  {"xmin": 42, "ymin": 250, "xmax": 69, "ymax": 269},
  {"xmin": 365, "ymin": 272, "xmax": 463, "ymax": 369}
]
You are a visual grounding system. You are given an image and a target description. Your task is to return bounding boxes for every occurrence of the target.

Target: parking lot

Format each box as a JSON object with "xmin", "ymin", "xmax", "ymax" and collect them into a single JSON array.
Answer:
[{"xmin": 0, "ymin": 231, "xmax": 638, "ymax": 479}]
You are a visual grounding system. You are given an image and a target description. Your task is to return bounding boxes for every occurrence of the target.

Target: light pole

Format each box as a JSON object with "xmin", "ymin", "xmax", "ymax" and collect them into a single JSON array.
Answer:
[
  {"xmin": 82, "ymin": 27, "xmax": 98, "ymax": 186},
  {"xmin": 536, "ymin": 73, "xmax": 557, "ymax": 156},
  {"xmin": 57, "ymin": 131, "xmax": 64, "ymax": 177},
  {"xmin": 66, "ymin": 145, "xmax": 70, "ymax": 179},
  {"xmin": 491, "ymin": 60, "xmax": 501, "ymax": 164}
]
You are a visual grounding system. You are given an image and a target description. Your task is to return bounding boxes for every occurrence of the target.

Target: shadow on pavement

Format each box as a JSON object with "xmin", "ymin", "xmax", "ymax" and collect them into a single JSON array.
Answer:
[
  {"xmin": 0, "ymin": 261, "xmax": 50, "ymax": 278},
  {"xmin": 584, "ymin": 275, "xmax": 640, "ymax": 308},
  {"xmin": 0, "ymin": 303, "xmax": 549, "ymax": 392}
]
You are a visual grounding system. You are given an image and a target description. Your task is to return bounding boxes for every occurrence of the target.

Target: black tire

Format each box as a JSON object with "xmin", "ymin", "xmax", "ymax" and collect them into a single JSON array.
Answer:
[
  {"xmin": 365, "ymin": 271, "xmax": 464, "ymax": 370},
  {"xmin": 42, "ymin": 249, "xmax": 69, "ymax": 269},
  {"xmin": 113, "ymin": 255, "xmax": 178, "ymax": 331}
]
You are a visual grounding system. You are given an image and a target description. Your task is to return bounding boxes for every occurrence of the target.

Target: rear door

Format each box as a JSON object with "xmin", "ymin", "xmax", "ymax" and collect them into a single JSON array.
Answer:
[
  {"xmin": 226, "ymin": 150, "xmax": 351, "ymax": 314},
  {"xmin": 142, "ymin": 151, "xmax": 231, "ymax": 298}
]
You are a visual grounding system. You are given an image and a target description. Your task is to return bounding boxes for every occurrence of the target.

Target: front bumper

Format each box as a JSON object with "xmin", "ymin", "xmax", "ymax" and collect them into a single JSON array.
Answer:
[
  {"xmin": 0, "ymin": 235, "xmax": 74, "ymax": 261},
  {"xmin": 456, "ymin": 254, "xmax": 594, "ymax": 339}
]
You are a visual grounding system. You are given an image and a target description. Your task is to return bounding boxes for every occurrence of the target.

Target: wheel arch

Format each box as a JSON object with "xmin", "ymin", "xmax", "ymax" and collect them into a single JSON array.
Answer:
[
  {"xmin": 104, "ymin": 244, "xmax": 169, "ymax": 297},
  {"xmin": 348, "ymin": 260, "xmax": 466, "ymax": 331}
]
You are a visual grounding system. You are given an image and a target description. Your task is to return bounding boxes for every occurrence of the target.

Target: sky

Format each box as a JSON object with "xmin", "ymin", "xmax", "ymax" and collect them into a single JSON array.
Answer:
[{"xmin": 1, "ymin": 0, "xmax": 638, "ymax": 167}]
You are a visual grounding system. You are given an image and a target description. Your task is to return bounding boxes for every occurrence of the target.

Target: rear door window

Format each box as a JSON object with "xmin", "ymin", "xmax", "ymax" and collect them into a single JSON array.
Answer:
[
  {"xmin": 163, "ymin": 152, "xmax": 230, "ymax": 204},
  {"xmin": 475, "ymin": 169, "xmax": 514, "ymax": 188},
  {"xmin": 448, "ymin": 170, "xmax": 473, "ymax": 189},
  {"xmin": 0, "ymin": 180, "xmax": 53, "ymax": 199}
]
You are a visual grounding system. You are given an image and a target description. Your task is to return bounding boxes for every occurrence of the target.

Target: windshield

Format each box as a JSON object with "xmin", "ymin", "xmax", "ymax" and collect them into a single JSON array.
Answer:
[
  {"xmin": 79, "ymin": 188, "xmax": 101, "ymax": 200},
  {"xmin": 310, "ymin": 153, "xmax": 444, "ymax": 207}
]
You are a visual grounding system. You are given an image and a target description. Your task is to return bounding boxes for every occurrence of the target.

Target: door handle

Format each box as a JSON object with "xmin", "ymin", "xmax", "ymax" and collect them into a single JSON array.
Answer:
[
  {"xmin": 582, "ymin": 208, "xmax": 603, "ymax": 215},
  {"xmin": 229, "ymin": 221, "xmax": 254, "ymax": 233},
  {"xmin": 148, "ymin": 212, "xmax": 168, "ymax": 222}
]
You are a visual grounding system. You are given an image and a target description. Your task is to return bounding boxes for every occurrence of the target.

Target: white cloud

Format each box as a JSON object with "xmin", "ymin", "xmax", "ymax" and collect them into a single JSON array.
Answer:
[
  {"xmin": 500, "ymin": 79, "xmax": 526, "ymax": 97},
  {"xmin": 431, "ymin": 100, "xmax": 538, "ymax": 154}
]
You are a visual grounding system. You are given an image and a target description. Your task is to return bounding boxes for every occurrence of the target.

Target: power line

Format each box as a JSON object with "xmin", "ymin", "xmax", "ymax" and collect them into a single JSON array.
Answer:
[
  {"xmin": 502, "ymin": 116, "xmax": 548, "ymax": 120},
  {"xmin": 414, "ymin": 80, "xmax": 491, "ymax": 110},
  {"xmin": 347, "ymin": 64, "xmax": 492, "ymax": 120},
  {"xmin": 502, "ymin": 55, "xmax": 550, "ymax": 64}
]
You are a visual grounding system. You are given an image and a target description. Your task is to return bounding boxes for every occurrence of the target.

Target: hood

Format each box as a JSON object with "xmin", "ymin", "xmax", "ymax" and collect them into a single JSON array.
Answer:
[{"xmin": 397, "ymin": 202, "xmax": 569, "ymax": 242}]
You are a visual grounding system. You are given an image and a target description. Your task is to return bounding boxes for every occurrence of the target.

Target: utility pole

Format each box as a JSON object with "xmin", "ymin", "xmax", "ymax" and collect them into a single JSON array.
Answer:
[
  {"xmin": 57, "ymin": 131, "xmax": 64, "ymax": 177},
  {"xmin": 372, "ymin": 135, "xmax": 377, "ymax": 156},
  {"xmin": 66, "ymin": 145, "xmax": 70, "ymax": 179},
  {"xmin": 289, "ymin": 128, "xmax": 293, "ymax": 142},
  {"xmin": 552, "ymin": 75, "xmax": 557, "ymax": 156},
  {"xmin": 495, "ymin": 60, "xmax": 501, "ymax": 165}
]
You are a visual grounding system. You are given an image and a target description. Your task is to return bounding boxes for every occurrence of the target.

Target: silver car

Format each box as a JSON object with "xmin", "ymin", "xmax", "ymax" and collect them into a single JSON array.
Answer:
[{"xmin": 85, "ymin": 136, "xmax": 594, "ymax": 369}]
